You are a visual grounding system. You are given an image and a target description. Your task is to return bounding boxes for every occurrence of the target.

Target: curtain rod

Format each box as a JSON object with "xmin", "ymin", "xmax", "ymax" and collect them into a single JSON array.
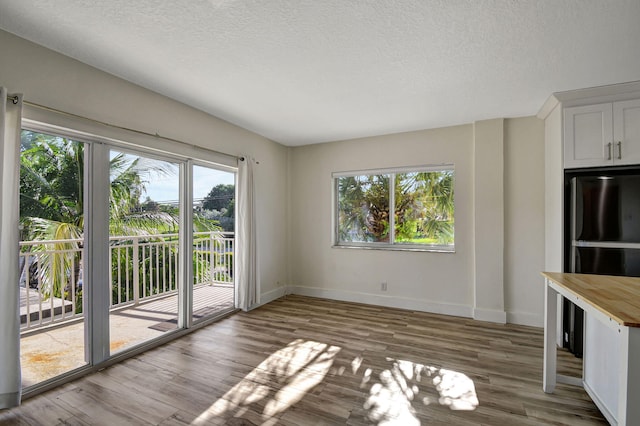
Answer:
[{"xmin": 20, "ymin": 99, "xmax": 242, "ymax": 163}]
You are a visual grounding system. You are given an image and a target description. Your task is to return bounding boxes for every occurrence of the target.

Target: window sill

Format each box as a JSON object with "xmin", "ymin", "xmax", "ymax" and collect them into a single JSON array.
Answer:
[{"xmin": 332, "ymin": 244, "xmax": 455, "ymax": 253}]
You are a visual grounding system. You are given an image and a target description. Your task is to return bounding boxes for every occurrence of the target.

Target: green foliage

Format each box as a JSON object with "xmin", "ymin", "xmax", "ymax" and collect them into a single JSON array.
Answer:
[
  {"xmin": 20, "ymin": 131, "xmax": 213, "ymax": 305},
  {"xmin": 193, "ymin": 214, "xmax": 221, "ymax": 233},
  {"xmin": 394, "ymin": 171, "xmax": 454, "ymax": 245},
  {"xmin": 110, "ymin": 241, "xmax": 180, "ymax": 304},
  {"xmin": 203, "ymin": 184, "xmax": 235, "ymax": 212},
  {"xmin": 200, "ymin": 184, "xmax": 235, "ymax": 232},
  {"xmin": 337, "ymin": 175, "xmax": 390, "ymax": 242},
  {"xmin": 141, "ymin": 197, "xmax": 159, "ymax": 212},
  {"xmin": 108, "ymin": 152, "xmax": 182, "ymax": 236},
  {"xmin": 20, "ymin": 132, "xmax": 84, "ymax": 233},
  {"xmin": 337, "ymin": 170, "xmax": 454, "ymax": 245},
  {"xmin": 110, "ymin": 235, "xmax": 233, "ymax": 305},
  {"xmin": 20, "ymin": 132, "xmax": 85, "ymax": 300},
  {"xmin": 223, "ymin": 199, "xmax": 235, "ymax": 218}
]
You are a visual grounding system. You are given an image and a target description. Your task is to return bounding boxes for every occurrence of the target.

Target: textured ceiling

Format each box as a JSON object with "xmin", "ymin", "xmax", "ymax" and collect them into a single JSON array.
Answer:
[{"xmin": 0, "ymin": 0, "xmax": 639, "ymax": 146}]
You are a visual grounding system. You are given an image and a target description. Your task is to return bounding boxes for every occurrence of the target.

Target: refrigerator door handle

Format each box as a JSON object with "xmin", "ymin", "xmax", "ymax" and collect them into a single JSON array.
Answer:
[{"xmin": 571, "ymin": 177, "xmax": 578, "ymax": 272}]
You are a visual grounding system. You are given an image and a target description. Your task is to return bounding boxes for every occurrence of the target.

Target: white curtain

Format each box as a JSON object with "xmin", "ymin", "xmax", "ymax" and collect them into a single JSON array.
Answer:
[
  {"xmin": 236, "ymin": 156, "xmax": 259, "ymax": 311},
  {"xmin": 0, "ymin": 88, "xmax": 22, "ymax": 409}
]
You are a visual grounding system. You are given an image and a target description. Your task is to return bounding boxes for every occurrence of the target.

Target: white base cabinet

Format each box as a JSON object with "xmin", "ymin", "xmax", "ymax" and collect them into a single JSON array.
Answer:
[{"xmin": 584, "ymin": 313, "xmax": 620, "ymax": 424}]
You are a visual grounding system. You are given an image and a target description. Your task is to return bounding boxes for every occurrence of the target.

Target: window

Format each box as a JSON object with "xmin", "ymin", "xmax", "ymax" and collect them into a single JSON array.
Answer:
[{"xmin": 334, "ymin": 166, "xmax": 454, "ymax": 251}]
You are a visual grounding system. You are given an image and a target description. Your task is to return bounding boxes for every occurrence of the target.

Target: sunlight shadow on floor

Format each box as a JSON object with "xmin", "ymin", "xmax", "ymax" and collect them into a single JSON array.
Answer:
[
  {"xmin": 362, "ymin": 357, "xmax": 479, "ymax": 425},
  {"xmin": 195, "ymin": 339, "xmax": 341, "ymax": 424}
]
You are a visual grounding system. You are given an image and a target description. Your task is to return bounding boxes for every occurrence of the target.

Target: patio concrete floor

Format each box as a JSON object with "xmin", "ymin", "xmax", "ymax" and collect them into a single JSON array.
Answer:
[{"xmin": 20, "ymin": 284, "xmax": 234, "ymax": 388}]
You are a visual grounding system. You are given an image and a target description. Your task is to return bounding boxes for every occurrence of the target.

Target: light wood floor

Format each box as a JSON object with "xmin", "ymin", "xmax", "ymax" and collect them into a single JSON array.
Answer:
[{"xmin": 2, "ymin": 295, "xmax": 606, "ymax": 425}]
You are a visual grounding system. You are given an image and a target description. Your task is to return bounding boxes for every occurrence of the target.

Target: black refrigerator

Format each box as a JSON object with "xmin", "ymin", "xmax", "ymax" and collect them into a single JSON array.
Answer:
[{"xmin": 563, "ymin": 167, "xmax": 640, "ymax": 356}]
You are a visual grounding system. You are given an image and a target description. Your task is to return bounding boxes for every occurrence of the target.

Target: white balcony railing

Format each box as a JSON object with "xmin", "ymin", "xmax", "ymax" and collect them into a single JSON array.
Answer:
[{"xmin": 19, "ymin": 231, "xmax": 234, "ymax": 332}]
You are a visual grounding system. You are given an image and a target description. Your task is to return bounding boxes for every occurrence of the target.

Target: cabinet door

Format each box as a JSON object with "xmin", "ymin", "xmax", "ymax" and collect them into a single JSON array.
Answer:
[
  {"xmin": 613, "ymin": 99, "xmax": 640, "ymax": 166},
  {"xmin": 564, "ymin": 104, "xmax": 613, "ymax": 168}
]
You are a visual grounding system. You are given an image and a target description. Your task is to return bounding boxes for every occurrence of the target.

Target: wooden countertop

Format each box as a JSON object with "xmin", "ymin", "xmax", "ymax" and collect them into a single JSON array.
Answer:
[{"xmin": 542, "ymin": 272, "xmax": 640, "ymax": 327}]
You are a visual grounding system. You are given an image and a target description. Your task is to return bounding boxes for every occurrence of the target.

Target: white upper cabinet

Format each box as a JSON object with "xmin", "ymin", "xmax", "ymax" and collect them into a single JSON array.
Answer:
[
  {"xmin": 564, "ymin": 104, "xmax": 612, "ymax": 168},
  {"xmin": 564, "ymin": 98, "xmax": 640, "ymax": 168},
  {"xmin": 613, "ymin": 99, "xmax": 640, "ymax": 166}
]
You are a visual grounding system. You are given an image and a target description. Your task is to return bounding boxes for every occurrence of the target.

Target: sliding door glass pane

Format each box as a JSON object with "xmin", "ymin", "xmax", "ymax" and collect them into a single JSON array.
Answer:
[
  {"xmin": 19, "ymin": 130, "xmax": 88, "ymax": 386},
  {"xmin": 192, "ymin": 165, "xmax": 235, "ymax": 323},
  {"xmin": 109, "ymin": 150, "xmax": 180, "ymax": 353}
]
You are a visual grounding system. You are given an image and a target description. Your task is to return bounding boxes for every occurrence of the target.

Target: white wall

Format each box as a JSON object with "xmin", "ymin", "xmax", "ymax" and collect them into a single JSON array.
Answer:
[
  {"xmin": 289, "ymin": 117, "xmax": 546, "ymax": 326},
  {"xmin": 504, "ymin": 117, "xmax": 546, "ymax": 326},
  {"xmin": 473, "ymin": 119, "xmax": 505, "ymax": 323},
  {"xmin": 544, "ymin": 104, "xmax": 564, "ymax": 272},
  {"xmin": 0, "ymin": 29, "xmax": 289, "ymax": 304},
  {"xmin": 289, "ymin": 124, "xmax": 476, "ymax": 317}
]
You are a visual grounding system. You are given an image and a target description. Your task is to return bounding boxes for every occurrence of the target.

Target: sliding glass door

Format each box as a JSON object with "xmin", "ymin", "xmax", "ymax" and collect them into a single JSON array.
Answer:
[
  {"xmin": 192, "ymin": 164, "xmax": 236, "ymax": 324},
  {"xmin": 19, "ymin": 130, "xmax": 88, "ymax": 386},
  {"xmin": 19, "ymin": 124, "xmax": 238, "ymax": 390},
  {"xmin": 20, "ymin": 140, "xmax": 185, "ymax": 383},
  {"xmin": 108, "ymin": 149, "xmax": 181, "ymax": 353}
]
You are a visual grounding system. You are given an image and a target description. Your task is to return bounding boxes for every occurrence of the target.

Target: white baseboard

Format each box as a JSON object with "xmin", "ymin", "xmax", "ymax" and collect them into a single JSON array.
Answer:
[
  {"xmin": 506, "ymin": 311, "xmax": 544, "ymax": 328},
  {"xmin": 249, "ymin": 286, "xmax": 287, "ymax": 310},
  {"xmin": 257, "ymin": 286, "xmax": 543, "ymax": 328},
  {"xmin": 287, "ymin": 286, "xmax": 473, "ymax": 318},
  {"xmin": 473, "ymin": 308, "xmax": 507, "ymax": 324}
]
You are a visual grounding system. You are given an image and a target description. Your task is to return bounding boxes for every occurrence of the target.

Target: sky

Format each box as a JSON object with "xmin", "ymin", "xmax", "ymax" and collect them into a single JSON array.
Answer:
[
  {"xmin": 144, "ymin": 165, "xmax": 234, "ymax": 204},
  {"xmin": 191, "ymin": 165, "xmax": 235, "ymax": 201},
  {"xmin": 113, "ymin": 152, "xmax": 235, "ymax": 204}
]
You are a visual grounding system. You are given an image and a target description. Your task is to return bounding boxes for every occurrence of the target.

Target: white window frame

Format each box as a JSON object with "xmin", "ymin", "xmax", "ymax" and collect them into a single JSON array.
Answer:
[{"xmin": 332, "ymin": 164, "xmax": 455, "ymax": 253}]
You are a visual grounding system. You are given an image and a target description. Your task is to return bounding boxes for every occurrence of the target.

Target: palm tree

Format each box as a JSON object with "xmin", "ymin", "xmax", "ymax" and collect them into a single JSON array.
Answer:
[
  {"xmin": 395, "ymin": 171, "xmax": 454, "ymax": 244},
  {"xmin": 20, "ymin": 132, "xmax": 85, "ymax": 302},
  {"xmin": 20, "ymin": 132, "xmax": 181, "ymax": 241},
  {"xmin": 337, "ymin": 170, "xmax": 454, "ymax": 245},
  {"xmin": 337, "ymin": 175, "xmax": 390, "ymax": 242},
  {"xmin": 20, "ymin": 130, "xmax": 221, "ymax": 304},
  {"xmin": 108, "ymin": 152, "xmax": 179, "ymax": 236}
]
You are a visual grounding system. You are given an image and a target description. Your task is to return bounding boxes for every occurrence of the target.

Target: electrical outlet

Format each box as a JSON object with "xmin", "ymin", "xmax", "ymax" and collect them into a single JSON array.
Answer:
[{"xmin": 381, "ymin": 282, "xmax": 387, "ymax": 291}]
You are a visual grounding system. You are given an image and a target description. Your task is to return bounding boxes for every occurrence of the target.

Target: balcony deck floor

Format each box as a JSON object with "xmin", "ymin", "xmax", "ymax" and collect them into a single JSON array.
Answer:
[{"xmin": 20, "ymin": 284, "xmax": 234, "ymax": 388}]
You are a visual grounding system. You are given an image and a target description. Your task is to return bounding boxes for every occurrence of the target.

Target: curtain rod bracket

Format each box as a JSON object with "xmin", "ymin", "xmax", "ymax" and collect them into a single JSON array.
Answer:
[{"xmin": 239, "ymin": 157, "xmax": 259, "ymax": 164}]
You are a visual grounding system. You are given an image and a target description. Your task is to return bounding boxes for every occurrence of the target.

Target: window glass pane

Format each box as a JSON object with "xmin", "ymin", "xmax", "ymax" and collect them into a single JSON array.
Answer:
[
  {"xmin": 337, "ymin": 174, "xmax": 390, "ymax": 243},
  {"xmin": 395, "ymin": 171, "xmax": 454, "ymax": 246},
  {"xmin": 192, "ymin": 165, "xmax": 236, "ymax": 323},
  {"xmin": 109, "ymin": 150, "xmax": 180, "ymax": 354},
  {"xmin": 19, "ymin": 130, "xmax": 88, "ymax": 386}
]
